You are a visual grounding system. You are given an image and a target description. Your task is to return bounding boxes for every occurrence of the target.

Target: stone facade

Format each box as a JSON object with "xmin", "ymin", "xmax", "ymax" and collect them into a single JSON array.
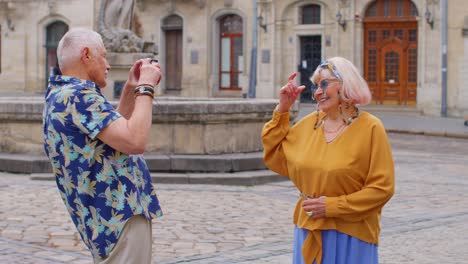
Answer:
[{"xmin": 0, "ymin": 0, "xmax": 467, "ymax": 117}]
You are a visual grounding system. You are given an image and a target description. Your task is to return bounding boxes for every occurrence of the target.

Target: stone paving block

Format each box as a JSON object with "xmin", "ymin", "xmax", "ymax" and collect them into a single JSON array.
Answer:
[{"xmin": 1, "ymin": 134, "xmax": 468, "ymax": 263}]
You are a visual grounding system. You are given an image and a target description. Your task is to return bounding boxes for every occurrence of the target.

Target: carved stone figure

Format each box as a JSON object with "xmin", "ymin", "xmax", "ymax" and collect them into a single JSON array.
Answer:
[{"xmin": 98, "ymin": 0, "xmax": 144, "ymax": 53}]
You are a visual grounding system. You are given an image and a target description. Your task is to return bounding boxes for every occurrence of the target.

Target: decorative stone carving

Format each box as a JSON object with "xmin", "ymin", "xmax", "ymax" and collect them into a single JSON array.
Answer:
[
  {"xmin": 195, "ymin": 0, "xmax": 206, "ymax": 9},
  {"xmin": 98, "ymin": 0, "xmax": 144, "ymax": 53}
]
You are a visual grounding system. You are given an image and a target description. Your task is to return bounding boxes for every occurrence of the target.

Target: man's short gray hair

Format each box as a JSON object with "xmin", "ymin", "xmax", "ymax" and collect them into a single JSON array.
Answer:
[{"xmin": 57, "ymin": 28, "xmax": 104, "ymax": 70}]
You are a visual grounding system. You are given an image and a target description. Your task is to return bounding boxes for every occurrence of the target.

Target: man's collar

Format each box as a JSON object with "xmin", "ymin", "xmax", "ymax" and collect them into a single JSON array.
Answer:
[{"xmin": 49, "ymin": 75, "xmax": 98, "ymax": 89}]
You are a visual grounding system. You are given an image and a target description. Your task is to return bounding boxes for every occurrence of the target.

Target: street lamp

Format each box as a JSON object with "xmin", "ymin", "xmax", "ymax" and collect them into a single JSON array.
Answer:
[
  {"xmin": 425, "ymin": 8, "xmax": 434, "ymax": 29},
  {"xmin": 336, "ymin": 11, "xmax": 346, "ymax": 31}
]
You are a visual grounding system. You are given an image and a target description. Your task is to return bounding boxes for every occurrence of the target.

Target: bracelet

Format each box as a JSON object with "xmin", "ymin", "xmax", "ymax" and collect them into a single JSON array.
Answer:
[
  {"xmin": 134, "ymin": 84, "xmax": 155, "ymax": 99},
  {"xmin": 135, "ymin": 91, "xmax": 154, "ymax": 99},
  {"xmin": 135, "ymin": 84, "xmax": 154, "ymax": 89},
  {"xmin": 134, "ymin": 85, "xmax": 155, "ymax": 95}
]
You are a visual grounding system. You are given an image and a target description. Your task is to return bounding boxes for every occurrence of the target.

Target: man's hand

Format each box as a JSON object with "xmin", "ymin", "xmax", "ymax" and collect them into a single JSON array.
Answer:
[
  {"xmin": 276, "ymin": 73, "xmax": 306, "ymax": 113},
  {"xmin": 126, "ymin": 59, "xmax": 144, "ymax": 89},
  {"xmin": 138, "ymin": 59, "xmax": 162, "ymax": 87}
]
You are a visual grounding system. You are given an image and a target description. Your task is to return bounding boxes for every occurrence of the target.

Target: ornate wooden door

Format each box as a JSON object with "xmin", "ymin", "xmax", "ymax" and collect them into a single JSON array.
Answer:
[{"xmin": 363, "ymin": 0, "xmax": 418, "ymax": 105}]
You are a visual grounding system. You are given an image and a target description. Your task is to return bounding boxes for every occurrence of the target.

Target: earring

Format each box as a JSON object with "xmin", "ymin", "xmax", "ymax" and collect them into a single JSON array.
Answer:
[{"xmin": 313, "ymin": 103, "xmax": 324, "ymax": 129}]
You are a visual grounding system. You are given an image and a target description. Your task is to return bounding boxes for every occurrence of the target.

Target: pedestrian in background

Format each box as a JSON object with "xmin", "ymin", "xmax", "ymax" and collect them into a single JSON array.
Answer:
[
  {"xmin": 43, "ymin": 28, "xmax": 162, "ymax": 263},
  {"xmin": 262, "ymin": 57, "xmax": 395, "ymax": 264}
]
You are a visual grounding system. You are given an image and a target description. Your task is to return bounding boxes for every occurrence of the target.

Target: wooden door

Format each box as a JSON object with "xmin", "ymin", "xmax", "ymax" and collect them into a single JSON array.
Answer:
[
  {"xmin": 363, "ymin": 0, "xmax": 418, "ymax": 105},
  {"xmin": 364, "ymin": 22, "xmax": 417, "ymax": 105},
  {"xmin": 380, "ymin": 38, "xmax": 403, "ymax": 103},
  {"xmin": 165, "ymin": 30, "xmax": 182, "ymax": 91}
]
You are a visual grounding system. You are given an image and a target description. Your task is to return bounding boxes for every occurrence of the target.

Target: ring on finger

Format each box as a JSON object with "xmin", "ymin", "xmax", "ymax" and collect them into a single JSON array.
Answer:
[{"xmin": 306, "ymin": 211, "xmax": 313, "ymax": 217}]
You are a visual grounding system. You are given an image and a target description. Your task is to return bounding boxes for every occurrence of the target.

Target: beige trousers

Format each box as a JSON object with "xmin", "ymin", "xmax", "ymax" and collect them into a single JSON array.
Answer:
[{"xmin": 95, "ymin": 215, "xmax": 152, "ymax": 264}]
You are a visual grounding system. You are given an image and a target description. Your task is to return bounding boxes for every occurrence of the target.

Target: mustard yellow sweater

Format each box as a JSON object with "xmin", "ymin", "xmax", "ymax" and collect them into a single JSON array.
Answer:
[{"xmin": 262, "ymin": 110, "xmax": 395, "ymax": 264}]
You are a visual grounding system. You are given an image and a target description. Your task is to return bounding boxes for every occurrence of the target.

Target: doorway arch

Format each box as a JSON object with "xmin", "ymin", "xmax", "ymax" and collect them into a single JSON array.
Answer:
[{"xmin": 45, "ymin": 21, "xmax": 68, "ymax": 86}]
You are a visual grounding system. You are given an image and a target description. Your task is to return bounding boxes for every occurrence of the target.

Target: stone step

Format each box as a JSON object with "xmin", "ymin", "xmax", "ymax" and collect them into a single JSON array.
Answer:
[
  {"xmin": 30, "ymin": 170, "xmax": 286, "ymax": 186},
  {"xmin": 300, "ymin": 103, "xmax": 423, "ymax": 116},
  {"xmin": 0, "ymin": 152, "xmax": 268, "ymax": 174},
  {"xmin": 361, "ymin": 104, "xmax": 422, "ymax": 116}
]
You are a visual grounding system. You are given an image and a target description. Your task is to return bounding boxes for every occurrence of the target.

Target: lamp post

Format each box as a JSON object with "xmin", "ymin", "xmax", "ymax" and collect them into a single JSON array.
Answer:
[{"xmin": 248, "ymin": 0, "xmax": 258, "ymax": 98}]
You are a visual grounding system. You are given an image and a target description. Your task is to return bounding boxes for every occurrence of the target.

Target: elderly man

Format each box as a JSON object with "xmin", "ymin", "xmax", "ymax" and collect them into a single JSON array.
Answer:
[{"xmin": 43, "ymin": 28, "xmax": 162, "ymax": 263}]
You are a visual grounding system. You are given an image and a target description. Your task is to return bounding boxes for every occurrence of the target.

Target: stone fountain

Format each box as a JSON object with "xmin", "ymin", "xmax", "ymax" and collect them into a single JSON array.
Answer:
[{"xmin": 0, "ymin": 0, "xmax": 298, "ymax": 184}]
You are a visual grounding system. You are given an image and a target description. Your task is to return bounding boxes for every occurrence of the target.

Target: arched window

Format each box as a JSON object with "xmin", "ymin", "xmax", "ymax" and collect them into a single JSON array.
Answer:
[
  {"xmin": 45, "ymin": 21, "xmax": 68, "ymax": 82},
  {"xmin": 365, "ymin": 0, "xmax": 418, "ymax": 18},
  {"xmin": 301, "ymin": 4, "xmax": 321, "ymax": 24},
  {"xmin": 162, "ymin": 14, "xmax": 183, "ymax": 30},
  {"xmin": 219, "ymin": 14, "xmax": 243, "ymax": 90},
  {"xmin": 162, "ymin": 15, "xmax": 183, "ymax": 91}
]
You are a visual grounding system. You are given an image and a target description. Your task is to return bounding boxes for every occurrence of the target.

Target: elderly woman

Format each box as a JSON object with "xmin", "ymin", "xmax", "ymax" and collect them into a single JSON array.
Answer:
[{"xmin": 262, "ymin": 57, "xmax": 395, "ymax": 264}]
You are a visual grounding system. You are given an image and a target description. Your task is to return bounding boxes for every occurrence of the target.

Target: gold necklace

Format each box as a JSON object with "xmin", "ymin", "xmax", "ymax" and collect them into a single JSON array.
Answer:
[
  {"xmin": 323, "ymin": 119, "xmax": 345, "ymax": 133},
  {"xmin": 325, "ymin": 124, "xmax": 346, "ymax": 143}
]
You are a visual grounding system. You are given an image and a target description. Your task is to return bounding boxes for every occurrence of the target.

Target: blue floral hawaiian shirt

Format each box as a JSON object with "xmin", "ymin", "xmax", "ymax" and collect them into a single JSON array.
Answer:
[{"xmin": 43, "ymin": 75, "xmax": 163, "ymax": 258}]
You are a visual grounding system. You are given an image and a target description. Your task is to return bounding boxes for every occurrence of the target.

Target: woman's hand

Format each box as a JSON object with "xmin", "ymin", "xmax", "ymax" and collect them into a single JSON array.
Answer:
[
  {"xmin": 302, "ymin": 196, "xmax": 326, "ymax": 219},
  {"xmin": 276, "ymin": 73, "xmax": 306, "ymax": 112}
]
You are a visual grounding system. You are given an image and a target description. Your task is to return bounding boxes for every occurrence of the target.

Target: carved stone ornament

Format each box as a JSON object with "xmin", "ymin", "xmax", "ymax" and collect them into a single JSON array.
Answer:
[{"xmin": 98, "ymin": 0, "xmax": 144, "ymax": 53}]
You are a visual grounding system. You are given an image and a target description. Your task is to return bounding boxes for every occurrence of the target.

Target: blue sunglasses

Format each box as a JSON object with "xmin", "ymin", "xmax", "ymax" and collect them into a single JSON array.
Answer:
[{"xmin": 313, "ymin": 79, "xmax": 341, "ymax": 92}]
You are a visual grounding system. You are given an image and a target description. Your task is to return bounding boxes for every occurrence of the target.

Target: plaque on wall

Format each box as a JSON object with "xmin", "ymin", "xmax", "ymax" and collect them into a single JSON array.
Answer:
[
  {"xmin": 191, "ymin": 50, "xmax": 199, "ymax": 64},
  {"xmin": 261, "ymin": 49, "xmax": 270, "ymax": 64}
]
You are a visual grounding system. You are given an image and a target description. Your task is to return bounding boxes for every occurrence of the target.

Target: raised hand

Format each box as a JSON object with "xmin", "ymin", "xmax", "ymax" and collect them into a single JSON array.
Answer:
[
  {"xmin": 277, "ymin": 73, "xmax": 306, "ymax": 113},
  {"xmin": 138, "ymin": 59, "xmax": 162, "ymax": 87},
  {"xmin": 126, "ymin": 59, "xmax": 144, "ymax": 88}
]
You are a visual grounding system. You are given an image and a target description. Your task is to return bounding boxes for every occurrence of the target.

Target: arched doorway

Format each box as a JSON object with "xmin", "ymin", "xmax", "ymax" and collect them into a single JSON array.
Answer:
[
  {"xmin": 298, "ymin": 4, "xmax": 322, "ymax": 103},
  {"xmin": 162, "ymin": 15, "xmax": 183, "ymax": 93},
  {"xmin": 45, "ymin": 21, "xmax": 68, "ymax": 86},
  {"xmin": 363, "ymin": 0, "xmax": 418, "ymax": 105}
]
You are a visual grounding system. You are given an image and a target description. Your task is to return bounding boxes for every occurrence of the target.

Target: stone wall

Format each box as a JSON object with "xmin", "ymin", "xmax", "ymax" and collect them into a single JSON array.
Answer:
[{"xmin": 0, "ymin": 97, "xmax": 297, "ymax": 155}]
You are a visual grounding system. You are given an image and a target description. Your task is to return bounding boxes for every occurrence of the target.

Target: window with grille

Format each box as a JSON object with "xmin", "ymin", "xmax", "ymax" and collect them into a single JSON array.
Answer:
[
  {"xmin": 394, "ymin": 29, "xmax": 403, "ymax": 40},
  {"xmin": 301, "ymin": 4, "xmax": 320, "ymax": 24},
  {"xmin": 367, "ymin": 49, "xmax": 377, "ymax": 82},
  {"xmin": 383, "ymin": 30, "xmax": 391, "ymax": 40},
  {"xmin": 365, "ymin": 0, "xmax": 419, "ymax": 18},
  {"xmin": 408, "ymin": 48, "xmax": 417, "ymax": 83},
  {"xmin": 385, "ymin": 51, "xmax": 399, "ymax": 82},
  {"xmin": 409, "ymin": 29, "xmax": 417, "ymax": 42},
  {"xmin": 368, "ymin": 31, "xmax": 377, "ymax": 43}
]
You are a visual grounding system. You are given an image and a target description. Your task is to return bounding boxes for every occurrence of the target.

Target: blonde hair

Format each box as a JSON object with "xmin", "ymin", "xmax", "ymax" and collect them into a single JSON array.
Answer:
[
  {"xmin": 57, "ymin": 28, "xmax": 104, "ymax": 70},
  {"xmin": 310, "ymin": 57, "xmax": 372, "ymax": 105}
]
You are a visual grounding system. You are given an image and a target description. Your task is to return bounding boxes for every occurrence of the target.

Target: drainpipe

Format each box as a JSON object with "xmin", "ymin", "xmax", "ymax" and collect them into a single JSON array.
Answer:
[
  {"xmin": 441, "ymin": 0, "xmax": 448, "ymax": 117},
  {"xmin": 248, "ymin": 0, "xmax": 258, "ymax": 98}
]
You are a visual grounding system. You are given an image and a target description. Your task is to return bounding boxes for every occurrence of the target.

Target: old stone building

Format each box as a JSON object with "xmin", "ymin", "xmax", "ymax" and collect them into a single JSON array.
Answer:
[{"xmin": 0, "ymin": 0, "xmax": 467, "ymax": 117}]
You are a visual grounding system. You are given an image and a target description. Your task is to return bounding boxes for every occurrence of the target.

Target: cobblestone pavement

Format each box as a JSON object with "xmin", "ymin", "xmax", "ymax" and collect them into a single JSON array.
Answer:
[{"xmin": 1, "ymin": 133, "xmax": 468, "ymax": 264}]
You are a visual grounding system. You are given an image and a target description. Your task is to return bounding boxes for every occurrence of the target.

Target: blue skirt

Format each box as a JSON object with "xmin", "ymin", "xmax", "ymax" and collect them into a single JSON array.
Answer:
[{"xmin": 293, "ymin": 227, "xmax": 378, "ymax": 264}]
